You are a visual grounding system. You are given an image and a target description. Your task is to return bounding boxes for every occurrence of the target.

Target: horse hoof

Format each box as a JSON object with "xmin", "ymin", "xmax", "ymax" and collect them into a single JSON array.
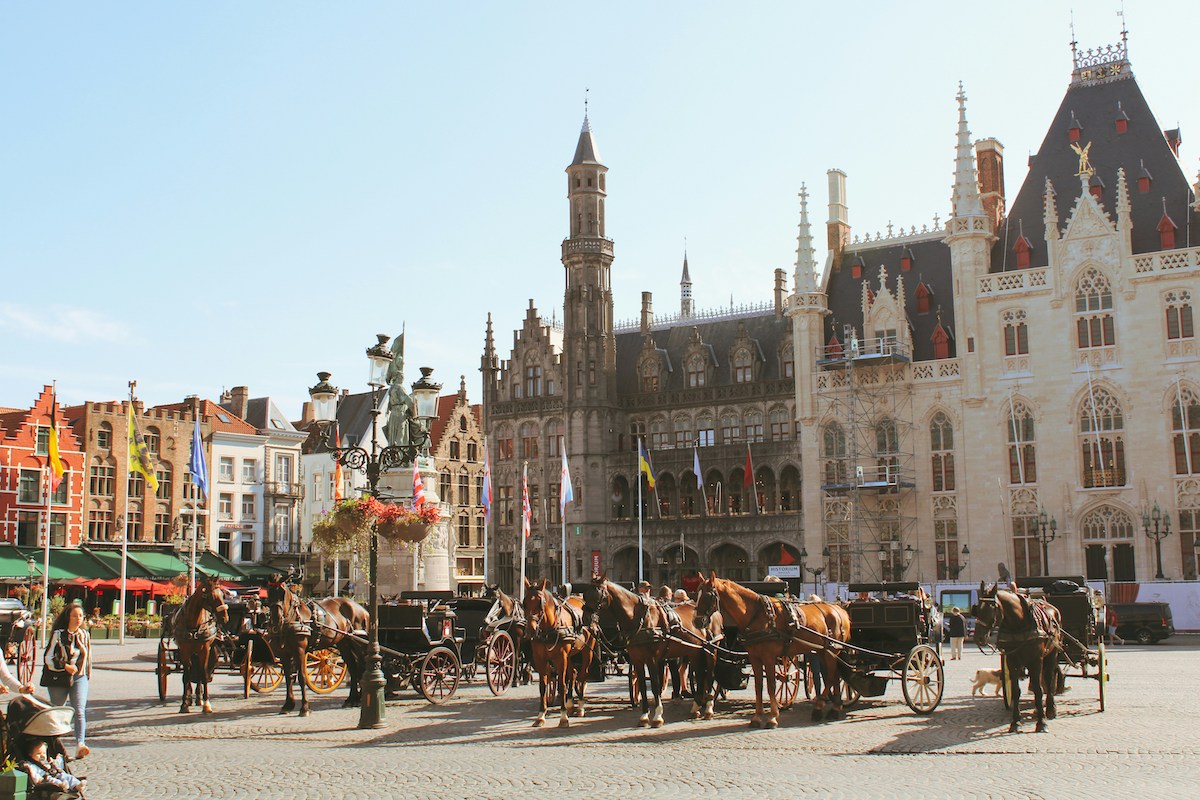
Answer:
[
  {"xmin": 178, "ymin": 707, "xmax": 189, "ymax": 714},
  {"xmin": 1035, "ymin": 723, "xmax": 1047, "ymax": 733},
  {"xmin": 202, "ymin": 704, "xmax": 213, "ymax": 714},
  {"xmin": 1008, "ymin": 724, "xmax": 1020, "ymax": 734},
  {"xmin": 749, "ymin": 718, "xmax": 762, "ymax": 729},
  {"xmin": 1046, "ymin": 708, "xmax": 1057, "ymax": 720},
  {"xmin": 650, "ymin": 718, "xmax": 664, "ymax": 729},
  {"xmin": 690, "ymin": 710, "xmax": 701, "ymax": 720},
  {"xmin": 558, "ymin": 718, "xmax": 570, "ymax": 729},
  {"xmin": 702, "ymin": 711, "xmax": 715, "ymax": 721},
  {"xmin": 532, "ymin": 718, "xmax": 545, "ymax": 728},
  {"xmin": 299, "ymin": 708, "xmax": 311, "ymax": 718},
  {"xmin": 638, "ymin": 716, "xmax": 650, "ymax": 728}
]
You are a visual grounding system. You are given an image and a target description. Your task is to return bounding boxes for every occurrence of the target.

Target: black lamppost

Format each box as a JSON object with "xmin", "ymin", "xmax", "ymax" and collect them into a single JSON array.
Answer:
[
  {"xmin": 802, "ymin": 546, "xmax": 829, "ymax": 595},
  {"xmin": 1142, "ymin": 502, "xmax": 1172, "ymax": 580},
  {"xmin": 307, "ymin": 337, "xmax": 441, "ymax": 730},
  {"xmin": 1035, "ymin": 507, "xmax": 1058, "ymax": 576},
  {"xmin": 949, "ymin": 544, "xmax": 971, "ymax": 579}
]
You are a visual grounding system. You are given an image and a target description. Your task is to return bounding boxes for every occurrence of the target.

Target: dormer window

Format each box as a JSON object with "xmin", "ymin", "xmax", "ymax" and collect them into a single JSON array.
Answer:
[
  {"xmin": 1115, "ymin": 102, "xmax": 1129, "ymax": 134},
  {"xmin": 732, "ymin": 349, "xmax": 754, "ymax": 384},
  {"xmin": 851, "ymin": 258, "xmax": 864, "ymax": 280},
  {"xmin": 915, "ymin": 282, "xmax": 931, "ymax": 315},
  {"xmin": 1159, "ymin": 206, "xmax": 1178, "ymax": 250},
  {"xmin": 826, "ymin": 333, "xmax": 842, "ymax": 360},
  {"xmin": 931, "ymin": 324, "xmax": 951, "ymax": 360},
  {"xmin": 1089, "ymin": 174, "xmax": 1105, "ymax": 200},
  {"xmin": 1068, "ymin": 111, "xmax": 1081, "ymax": 143},
  {"xmin": 1014, "ymin": 234, "xmax": 1032, "ymax": 269},
  {"xmin": 686, "ymin": 355, "xmax": 706, "ymax": 388},
  {"xmin": 1138, "ymin": 161, "xmax": 1152, "ymax": 193},
  {"xmin": 899, "ymin": 249, "xmax": 912, "ymax": 272}
]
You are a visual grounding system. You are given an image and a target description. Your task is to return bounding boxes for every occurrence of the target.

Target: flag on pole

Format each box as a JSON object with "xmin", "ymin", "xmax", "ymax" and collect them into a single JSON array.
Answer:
[
  {"xmin": 332, "ymin": 424, "xmax": 345, "ymax": 501},
  {"xmin": 692, "ymin": 445, "xmax": 706, "ymax": 509},
  {"xmin": 413, "ymin": 466, "xmax": 426, "ymax": 509},
  {"xmin": 481, "ymin": 443, "xmax": 492, "ymax": 517},
  {"xmin": 521, "ymin": 463, "xmax": 531, "ymax": 538},
  {"xmin": 560, "ymin": 448, "xmax": 573, "ymax": 514},
  {"xmin": 127, "ymin": 403, "xmax": 159, "ymax": 492},
  {"xmin": 638, "ymin": 438, "xmax": 656, "ymax": 489},
  {"xmin": 188, "ymin": 416, "xmax": 208, "ymax": 501},
  {"xmin": 743, "ymin": 443, "xmax": 756, "ymax": 513},
  {"xmin": 47, "ymin": 396, "xmax": 65, "ymax": 492}
]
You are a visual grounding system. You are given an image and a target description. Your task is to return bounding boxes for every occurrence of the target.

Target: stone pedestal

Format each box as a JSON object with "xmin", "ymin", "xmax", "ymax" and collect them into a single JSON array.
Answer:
[{"xmin": 376, "ymin": 457, "xmax": 451, "ymax": 596}]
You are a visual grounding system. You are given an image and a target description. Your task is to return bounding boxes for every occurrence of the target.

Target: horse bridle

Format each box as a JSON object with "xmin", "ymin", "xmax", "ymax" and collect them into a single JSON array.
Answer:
[
  {"xmin": 525, "ymin": 589, "xmax": 575, "ymax": 645},
  {"xmin": 694, "ymin": 582, "xmax": 719, "ymax": 628},
  {"xmin": 181, "ymin": 582, "xmax": 230, "ymax": 641}
]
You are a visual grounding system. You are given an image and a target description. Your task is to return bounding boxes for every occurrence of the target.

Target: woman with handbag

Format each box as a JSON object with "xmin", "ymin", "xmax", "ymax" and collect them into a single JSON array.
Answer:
[{"xmin": 40, "ymin": 603, "xmax": 91, "ymax": 759}]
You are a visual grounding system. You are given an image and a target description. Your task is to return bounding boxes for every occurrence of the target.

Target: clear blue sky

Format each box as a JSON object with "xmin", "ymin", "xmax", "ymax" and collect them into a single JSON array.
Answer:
[{"xmin": 2, "ymin": 2, "xmax": 1195, "ymax": 415}]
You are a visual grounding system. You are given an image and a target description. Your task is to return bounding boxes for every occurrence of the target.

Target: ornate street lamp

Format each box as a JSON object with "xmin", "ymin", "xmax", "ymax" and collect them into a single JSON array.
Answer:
[
  {"xmin": 308, "ymin": 336, "xmax": 441, "ymax": 730},
  {"xmin": 949, "ymin": 544, "xmax": 971, "ymax": 579},
  {"xmin": 1035, "ymin": 507, "xmax": 1058, "ymax": 576},
  {"xmin": 1142, "ymin": 502, "xmax": 1172, "ymax": 580}
]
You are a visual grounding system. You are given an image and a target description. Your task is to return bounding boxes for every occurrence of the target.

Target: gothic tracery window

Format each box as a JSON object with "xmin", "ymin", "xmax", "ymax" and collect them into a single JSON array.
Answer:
[
  {"xmin": 1079, "ymin": 388, "xmax": 1126, "ymax": 488},
  {"xmin": 1075, "ymin": 268, "xmax": 1115, "ymax": 349}
]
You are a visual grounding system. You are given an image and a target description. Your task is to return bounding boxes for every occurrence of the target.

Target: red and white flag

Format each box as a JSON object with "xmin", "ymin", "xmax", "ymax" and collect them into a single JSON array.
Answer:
[
  {"xmin": 413, "ymin": 466, "xmax": 426, "ymax": 509},
  {"xmin": 521, "ymin": 463, "xmax": 531, "ymax": 538},
  {"xmin": 744, "ymin": 443, "xmax": 758, "ymax": 513}
]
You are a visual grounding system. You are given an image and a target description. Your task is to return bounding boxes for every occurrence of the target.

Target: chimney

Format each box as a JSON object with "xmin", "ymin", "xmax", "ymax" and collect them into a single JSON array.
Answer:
[
  {"xmin": 975, "ymin": 138, "xmax": 1005, "ymax": 230},
  {"xmin": 826, "ymin": 169, "xmax": 849, "ymax": 267},
  {"xmin": 229, "ymin": 386, "xmax": 249, "ymax": 420},
  {"xmin": 640, "ymin": 291, "xmax": 653, "ymax": 334},
  {"xmin": 773, "ymin": 268, "xmax": 786, "ymax": 318},
  {"xmin": 299, "ymin": 401, "xmax": 313, "ymax": 425}
]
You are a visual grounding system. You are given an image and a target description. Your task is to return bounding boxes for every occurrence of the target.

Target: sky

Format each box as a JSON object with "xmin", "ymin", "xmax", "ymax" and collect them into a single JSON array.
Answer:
[{"xmin": 2, "ymin": 1, "xmax": 1197, "ymax": 417}]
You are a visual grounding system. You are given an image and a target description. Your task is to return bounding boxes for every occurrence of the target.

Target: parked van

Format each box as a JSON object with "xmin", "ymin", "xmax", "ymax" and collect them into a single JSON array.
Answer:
[{"xmin": 1110, "ymin": 602, "xmax": 1174, "ymax": 644}]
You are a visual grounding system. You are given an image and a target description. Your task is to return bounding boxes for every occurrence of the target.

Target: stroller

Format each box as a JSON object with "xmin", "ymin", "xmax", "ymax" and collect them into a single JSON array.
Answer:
[{"xmin": 2, "ymin": 696, "xmax": 84, "ymax": 799}]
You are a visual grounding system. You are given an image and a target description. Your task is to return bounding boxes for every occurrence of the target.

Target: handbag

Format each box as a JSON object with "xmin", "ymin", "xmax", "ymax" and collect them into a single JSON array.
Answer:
[{"xmin": 39, "ymin": 636, "xmax": 72, "ymax": 689}]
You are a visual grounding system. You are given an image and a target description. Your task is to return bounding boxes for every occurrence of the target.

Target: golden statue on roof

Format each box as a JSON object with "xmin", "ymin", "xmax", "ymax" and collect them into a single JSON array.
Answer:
[{"xmin": 1071, "ymin": 141, "xmax": 1094, "ymax": 178}]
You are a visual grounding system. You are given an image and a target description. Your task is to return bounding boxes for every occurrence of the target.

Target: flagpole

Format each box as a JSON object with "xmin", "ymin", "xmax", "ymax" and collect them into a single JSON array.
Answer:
[
  {"xmin": 637, "ymin": 439, "xmax": 644, "ymax": 584},
  {"xmin": 120, "ymin": 381, "xmax": 135, "ymax": 646},
  {"xmin": 560, "ymin": 507, "xmax": 567, "ymax": 588},
  {"xmin": 519, "ymin": 461, "xmax": 527, "ymax": 592},
  {"xmin": 189, "ymin": 406, "xmax": 199, "ymax": 594},
  {"xmin": 41, "ymin": 466, "xmax": 52, "ymax": 650}
]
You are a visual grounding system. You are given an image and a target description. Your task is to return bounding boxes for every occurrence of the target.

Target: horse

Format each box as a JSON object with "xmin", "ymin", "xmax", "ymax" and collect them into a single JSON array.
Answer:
[
  {"xmin": 584, "ymin": 578, "xmax": 722, "ymax": 727},
  {"xmin": 972, "ymin": 582, "xmax": 1062, "ymax": 733},
  {"xmin": 170, "ymin": 576, "xmax": 230, "ymax": 714},
  {"xmin": 265, "ymin": 581, "xmax": 370, "ymax": 716},
  {"xmin": 522, "ymin": 579, "xmax": 597, "ymax": 728},
  {"xmin": 694, "ymin": 572, "xmax": 851, "ymax": 728}
]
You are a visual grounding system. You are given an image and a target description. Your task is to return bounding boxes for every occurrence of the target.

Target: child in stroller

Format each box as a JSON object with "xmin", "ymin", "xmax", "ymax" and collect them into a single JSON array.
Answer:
[{"xmin": 4, "ymin": 696, "xmax": 85, "ymax": 799}]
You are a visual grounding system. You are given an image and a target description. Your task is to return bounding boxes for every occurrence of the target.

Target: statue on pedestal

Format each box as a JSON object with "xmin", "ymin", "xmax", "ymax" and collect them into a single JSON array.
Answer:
[{"xmin": 384, "ymin": 332, "xmax": 416, "ymax": 450}]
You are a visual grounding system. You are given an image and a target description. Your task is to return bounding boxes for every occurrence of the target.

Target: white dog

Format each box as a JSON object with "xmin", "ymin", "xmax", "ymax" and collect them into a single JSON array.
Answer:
[{"xmin": 970, "ymin": 668, "xmax": 1003, "ymax": 697}]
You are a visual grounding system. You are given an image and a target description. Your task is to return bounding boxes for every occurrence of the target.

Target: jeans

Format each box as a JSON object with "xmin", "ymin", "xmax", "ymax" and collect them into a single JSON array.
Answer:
[{"xmin": 49, "ymin": 675, "xmax": 88, "ymax": 747}]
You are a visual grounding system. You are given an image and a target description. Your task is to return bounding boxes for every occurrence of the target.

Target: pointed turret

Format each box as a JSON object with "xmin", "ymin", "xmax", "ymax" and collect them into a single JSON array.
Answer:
[
  {"xmin": 680, "ymin": 252, "xmax": 693, "ymax": 318},
  {"xmin": 794, "ymin": 183, "xmax": 818, "ymax": 293},
  {"xmin": 1043, "ymin": 178, "xmax": 1060, "ymax": 241},
  {"xmin": 571, "ymin": 112, "xmax": 603, "ymax": 167},
  {"xmin": 950, "ymin": 83, "xmax": 986, "ymax": 220}
]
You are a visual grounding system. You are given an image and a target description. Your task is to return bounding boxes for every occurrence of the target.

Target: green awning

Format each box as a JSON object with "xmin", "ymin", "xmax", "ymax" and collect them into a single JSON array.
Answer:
[
  {"xmin": 0, "ymin": 544, "xmax": 36, "ymax": 580},
  {"xmin": 196, "ymin": 552, "xmax": 247, "ymax": 581},
  {"xmin": 82, "ymin": 548, "xmax": 154, "ymax": 580},
  {"xmin": 124, "ymin": 550, "xmax": 191, "ymax": 581},
  {"xmin": 237, "ymin": 563, "xmax": 282, "ymax": 580},
  {"xmin": 14, "ymin": 547, "xmax": 114, "ymax": 582}
]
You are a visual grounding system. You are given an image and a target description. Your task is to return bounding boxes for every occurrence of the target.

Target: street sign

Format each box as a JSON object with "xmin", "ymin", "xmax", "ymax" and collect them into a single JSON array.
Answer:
[
  {"xmin": 575, "ymin": 525, "xmax": 582, "ymax": 536},
  {"xmin": 768, "ymin": 565, "xmax": 801, "ymax": 578}
]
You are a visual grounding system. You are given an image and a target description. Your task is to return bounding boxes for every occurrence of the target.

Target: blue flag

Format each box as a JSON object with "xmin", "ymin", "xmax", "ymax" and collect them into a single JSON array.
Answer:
[
  {"xmin": 560, "ymin": 448, "xmax": 574, "ymax": 513},
  {"xmin": 189, "ymin": 416, "xmax": 208, "ymax": 500}
]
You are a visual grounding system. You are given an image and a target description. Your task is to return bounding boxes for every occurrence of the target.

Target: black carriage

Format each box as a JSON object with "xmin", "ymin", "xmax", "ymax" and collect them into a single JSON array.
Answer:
[
  {"xmin": 236, "ymin": 591, "xmax": 353, "ymax": 699},
  {"xmin": 447, "ymin": 593, "xmax": 526, "ymax": 695},
  {"xmin": 994, "ymin": 576, "xmax": 1107, "ymax": 712},
  {"xmin": 0, "ymin": 598, "xmax": 37, "ymax": 686},
  {"xmin": 375, "ymin": 596, "xmax": 465, "ymax": 704},
  {"xmin": 829, "ymin": 581, "xmax": 945, "ymax": 715}
]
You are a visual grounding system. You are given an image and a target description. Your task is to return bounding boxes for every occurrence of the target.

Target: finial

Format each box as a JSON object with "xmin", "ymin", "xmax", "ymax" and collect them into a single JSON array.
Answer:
[
  {"xmin": 582, "ymin": 88, "xmax": 590, "ymax": 132},
  {"xmin": 1070, "ymin": 10, "xmax": 1077, "ymax": 56}
]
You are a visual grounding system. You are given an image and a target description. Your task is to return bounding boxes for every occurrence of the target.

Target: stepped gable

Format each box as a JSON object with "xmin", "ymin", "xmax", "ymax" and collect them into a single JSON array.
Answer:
[
  {"xmin": 992, "ymin": 51, "xmax": 1193, "ymax": 272},
  {"xmin": 152, "ymin": 399, "xmax": 258, "ymax": 436},
  {"xmin": 614, "ymin": 311, "xmax": 790, "ymax": 395},
  {"xmin": 825, "ymin": 236, "xmax": 954, "ymax": 363}
]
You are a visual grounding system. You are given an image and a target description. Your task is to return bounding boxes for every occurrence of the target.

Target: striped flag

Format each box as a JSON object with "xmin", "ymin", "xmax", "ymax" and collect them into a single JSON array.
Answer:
[
  {"xmin": 743, "ymin": 443, "xmax": 757, "ymax": 513},
  {"xmin": 560, "ymin": 448, "xmax": 573, "ymax": 514},
  {"xmin": 332, "ymin": 424, "xmax": 344, "ymax": 501},
  {"xmin": 521, "ymin": 463, "xmax": 531, "ymax": 538},
  {"xmin": 127, "ymin": 403, "xmax": 159, "ymax": 492},
  {"xmin": 188, "ymin": 416, "xmax": 208, "ymax": 501},
  {"xmin": 481, "ymin": 442, "xmax": 492, "ymax": 517},
  {"xmin": 47, "ymin": 395, "xmax": 65, "ymax": 492},
  {"xmin": 413, "ymin": 466, "xmax": 426, "ymax": 509}
]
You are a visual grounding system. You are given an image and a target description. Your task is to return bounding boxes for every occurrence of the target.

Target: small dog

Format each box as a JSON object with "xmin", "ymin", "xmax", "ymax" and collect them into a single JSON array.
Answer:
[{"xmin": 970, "ymin": 668, "xmax": 1003, "ymax": 697}]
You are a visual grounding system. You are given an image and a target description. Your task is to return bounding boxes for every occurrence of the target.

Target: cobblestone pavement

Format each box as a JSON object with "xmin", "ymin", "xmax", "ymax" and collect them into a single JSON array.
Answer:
[{"xmin": 38, "ymin": 638, "xmax": 1199, "ymax": 799}]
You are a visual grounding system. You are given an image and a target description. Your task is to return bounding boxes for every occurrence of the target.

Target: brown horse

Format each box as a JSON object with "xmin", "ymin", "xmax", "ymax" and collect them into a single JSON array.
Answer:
[
  {"xmin": 695, "ymin": 573, "xmax": 851, "ymax": 727},
  {"xmin": 171, "ymin": 576, "xmax": 229, "ymax": 714},
  {"xmin": 973, "ymin": 582, "xmax": 1062, "ymax": 733},
  {"xmin": 265, "ymin": 582, "xmax": 370, "ymax": 716},
  {"xmin": 586, "ymin": 578, "xmax": 722, "ymax": 726},
  {"xmin": 522, "ymin": 579, "xmax": 597, "ymax": 728}
]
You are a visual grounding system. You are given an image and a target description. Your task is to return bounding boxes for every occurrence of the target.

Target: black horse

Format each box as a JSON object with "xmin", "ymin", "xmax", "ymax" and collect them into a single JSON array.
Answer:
[{"xmin": 973, "ymin": 582, "xmax": 1062, "ymax": 733}]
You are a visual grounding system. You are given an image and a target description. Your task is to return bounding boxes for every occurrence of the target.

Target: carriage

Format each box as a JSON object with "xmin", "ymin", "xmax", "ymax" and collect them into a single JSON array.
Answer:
[
  {"xmin": 0, "ymin": 598, "xmax": 37, "ymax": 686},
  {"xmin": 371, "ymin": 596, "xmax": 466, "ymax": 703},
  {"xmin": 993, "ymin": 575, "xmax": 1108, "ymax": 713},
  {"xmin": 828, "ymin": 581, "xmax": 946, "ymax": 715}
]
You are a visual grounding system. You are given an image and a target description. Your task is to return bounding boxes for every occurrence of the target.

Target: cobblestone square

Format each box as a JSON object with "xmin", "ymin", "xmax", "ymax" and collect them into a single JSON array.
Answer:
[{"xmin": 48, "ymin": 638, "xmax": 1197, "ymax": 799}]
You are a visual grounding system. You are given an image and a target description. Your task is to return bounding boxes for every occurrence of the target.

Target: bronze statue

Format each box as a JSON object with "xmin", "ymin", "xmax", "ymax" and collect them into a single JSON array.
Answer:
[{"xmin": 384, "ymin": 331, "xmax": 416, "ymax": 448}]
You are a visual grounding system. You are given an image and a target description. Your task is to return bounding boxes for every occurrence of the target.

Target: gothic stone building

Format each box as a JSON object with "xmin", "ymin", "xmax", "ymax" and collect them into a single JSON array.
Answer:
[{"xmin": 484, "ymin": 36, "xmax": 1200, "ymax": 591}]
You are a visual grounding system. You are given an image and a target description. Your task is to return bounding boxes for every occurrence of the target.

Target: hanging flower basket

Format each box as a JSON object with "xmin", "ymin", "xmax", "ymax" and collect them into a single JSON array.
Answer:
[
  {"xmin": 375, "ymin": 501, "xmax": 442, "ymax": 545},
  {"xmin": 331, "ymin": 499, "xmax": 370, "ymax": 535},
  {"xmin": 377, "ymin": 518, "xmax": 433, "ymax": 544},
  {"xmin": 311, "ymin": 514, "xmax": 365, "ymax": 556}
]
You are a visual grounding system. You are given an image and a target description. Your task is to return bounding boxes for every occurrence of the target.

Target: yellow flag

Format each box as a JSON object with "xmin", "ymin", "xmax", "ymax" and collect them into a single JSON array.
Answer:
[
  {"xmin": 127, "ymin": 403, "xmax": 160, "ymax": 492},
  {"xmin": 48, "ymin": 396, "xmax": 65, "ymax": 491}
]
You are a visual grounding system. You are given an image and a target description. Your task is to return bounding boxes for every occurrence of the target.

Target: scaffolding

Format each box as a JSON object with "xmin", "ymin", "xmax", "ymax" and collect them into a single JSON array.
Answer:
[{"xmin": 817, "ymin": 325, "xmax": 918, "ymax": 583}]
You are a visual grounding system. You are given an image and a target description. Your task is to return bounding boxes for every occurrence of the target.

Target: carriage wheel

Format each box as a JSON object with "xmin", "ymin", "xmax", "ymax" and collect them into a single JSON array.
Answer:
[
  {"xmin": 245, "ymin": 639, "xmax": 284, "ymax": 695},
  {"xmin": 156, "ymin": 640, "xmax": 170, "ymax": 703},
  {"xmin": 1001, "ymin": 655, "xmax": 1012, "ymax": 710},
  {"xmin": 17, "ymin": 628, "xmax": 36, "ymax": 685},
  {"xmin": 419, "ymin": 646, "xmax": 461, "ymax": 704},
  {"xmin": 841, "ymin": 674, "xmax": 862, "ymax": 708},
  {"xmin": 303, "ymin": 647, "xmax": 348, "ymax": 694},
  {"xmin": 803, "ymin": 659, "xmax": 814, "ymax": 700},
  {"xmin": 900, "ymin": 644, "xmax": 944, "ymax": 714},
  {"xmin": 485, "ymin": 630, "xmax": 517, "ymax": 696},
  {"xmin": 776, "ymin": 657, "xmax": 802, "ymax": 709},
  {"xmin": 1097, "ymin": 641, "xmax": 1107, "ymax": 713}
]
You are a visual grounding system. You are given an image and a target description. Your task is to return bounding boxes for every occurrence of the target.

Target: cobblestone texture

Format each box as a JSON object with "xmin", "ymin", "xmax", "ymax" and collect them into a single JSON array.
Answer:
[{"xmin": 50, "ymin": 639, "xmax": 1200, "ymax": 799}]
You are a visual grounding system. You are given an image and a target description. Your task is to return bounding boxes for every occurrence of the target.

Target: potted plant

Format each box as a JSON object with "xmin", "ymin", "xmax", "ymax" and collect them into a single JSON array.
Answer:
[
  {"xmin": 376, "ymin": 502, "xmax": 442, "ymax": 544},
  {"xmin": 0, "ymin": 757, "xmax": 28, "ymax": 800}
]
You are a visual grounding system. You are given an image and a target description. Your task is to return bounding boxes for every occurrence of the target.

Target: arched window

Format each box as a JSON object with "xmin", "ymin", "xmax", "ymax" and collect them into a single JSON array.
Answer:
[
  {"xmin": 458, "ymin": 467, "xmax": 470, "ymax": 505},
  {"xmin": 875, "ymin": 418, "xmax": 899, "ymax": 486},
  {"xmin": 640, "ymin": 358, "xmax": 660, "ymax": 393},
  {"xmin": 547, "ymin": 419, "xmax": 563, "ymax": 458},
  {"xmin": 673, "ymin": 416, "xmax": 692, "ymax": 449},
  {"xmin": 719, "ymin": 413, "xmax": 740, "ymax": 445},
  {"xmin": 1081, "ymin": 505, "xmax": 1136, "ymax": 582},
  {"xmin": 1079, "ymin": 388, "xmax": 1126, "ymax": 488},
  {"xmin": 779, "ymin": 465, "xmax": 801, "ymax": 513},
  {"xmin": 459, "ymin": 415, "xmax": 468, "ymax": 432},
  {"xmin": 144, "ymin": 426, "xmax": 160, "ymax": 455},
  {"xmin": 822, "ymin": 423, "xmax": 847, "ymax": 486},
  {"xmin": 1173, "ymin": 386, "xmax": 1200, "ymax": 475},
  {"xmin": 524, "ymin": 363, "xmax": 543, "ymax": 398},
  {"xmin": 733, "ymin": 348, "xmax": 754, "ymax": 383},
  {"xmin": 680, "ymin": 470, "xmax": 699, "ymax": 517},
  {"xmin": 1075, "ymin": 268, "xmax": 1115, "ymax": 349},
  {"xmin": 439, "ymin": 469, "xmax": 451, "ymax": 501},
  {"xmin": 519, "ymin": 422, "xmax": 539, "ymax": 459},
  {"xmin": 656, "ymin": 472, "xmax": 676, "ymax": 517},
  {"xmin": 1003, "ymin": 309, "xmax": 1029, "ymax": 356},
  {"xmin": 686, "ymin": 355, "xmax": 706, "ymax": 388},
  {"xmin": 744, "ymin": 410, "xmax": 764, "ymax": 443},
  {"xmin": 1007, "ymin": 401, "xmax": 1037, "ymax": 484},
  {"xmin": 756, "ymin": 466, "xmax": 776, "ymax": 513},
  {"xmin": 1165, "ymin": 290, "xmax": 1194, "ymax": 341},
  {"xmin": 649, "ymin": 418, "xmax": 670, "ymax": 450},
  {"xmin": 930, "ymin": 413, "xmax": 955, "ymax": 492},
  {"xmin": 496, "ymin": 425, "xmax": 514, "ymax": 461},
  {"xmin": 704, "ymin": 469, "xmax": 725, "ymax": 516},
  {"xmin": 610, "ymin": 476, "xmax": 630, "ymax": 520},
  {"xmin": 781, "ymin": 343, "xmax": 794, "ymax": 379},
  {"xmin": 96, "ymin": 422, "xmax": 113, "ymax": 450},
  {"xmin": 695, "ymin": 414, "xmax": 715, "ymax": 447},
  {"xmin": 769, "ymin": 408, "xmax": 791, "ymax": 441}
]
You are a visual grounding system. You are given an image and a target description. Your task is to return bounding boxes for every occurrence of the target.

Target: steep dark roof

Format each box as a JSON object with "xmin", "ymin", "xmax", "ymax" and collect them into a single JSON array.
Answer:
[
  {"xmin": 991, "ymin": 69, "xmax": 1194, "ymax": 272},
  {"xmin": 825, "ymin": 237, "xmax": 955, "ymax": 363},
  {"xmin": 571, "ymin": 115, "xmax": 603, "ymax": 166},
  {"xmin": 615, "ymin": 313, "xmax": 791, "ymax": 396}
]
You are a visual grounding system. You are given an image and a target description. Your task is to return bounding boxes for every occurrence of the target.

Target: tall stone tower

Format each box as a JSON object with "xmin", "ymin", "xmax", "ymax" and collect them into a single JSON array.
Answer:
[{"xmin": 680, "ymin": 253, "xmax": 694, "ymax": 318}]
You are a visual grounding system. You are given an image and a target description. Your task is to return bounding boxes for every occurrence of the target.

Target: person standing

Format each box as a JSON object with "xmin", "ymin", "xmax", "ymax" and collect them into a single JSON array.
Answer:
[
  {"xmin": 40, "ymin": 602, "xmax": 91, "ymax": 759},
  {"xmin": 947, "ymin": 607, "xmax": 967, "ymax": 661}
]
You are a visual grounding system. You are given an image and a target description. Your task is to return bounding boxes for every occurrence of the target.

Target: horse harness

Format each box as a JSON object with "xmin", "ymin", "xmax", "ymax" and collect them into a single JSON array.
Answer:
[
  {"xmin": 741, "ymin": 595, "xmax": 831, "ymax": 651},
  {"xmin": 529, "ymin": 594, "xmax": 587, "ymax": 647},
  {"xmin": 174, "ymin": 592, "xmax": 228, "ymax": 644},
  {"xmin": 623, "ymin": 595, "xmax": 686, "ymax": 648},
  {"xmin": 983, "ymin": 594, "xmax": 1062, "ymax": 654}
]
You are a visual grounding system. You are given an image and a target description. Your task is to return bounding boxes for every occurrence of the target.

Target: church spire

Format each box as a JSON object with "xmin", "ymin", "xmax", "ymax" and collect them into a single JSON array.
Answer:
[
  {"xmin": 680, "ymin": 249, "xmax": 693, "ymax": 318},
  {"xmin": 951, "ymin": 83, "xmax": 985, "ymax": 219},
  {"xmin": 794, "ymin": 183, "xmax": 818, "ymax": 292}
]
